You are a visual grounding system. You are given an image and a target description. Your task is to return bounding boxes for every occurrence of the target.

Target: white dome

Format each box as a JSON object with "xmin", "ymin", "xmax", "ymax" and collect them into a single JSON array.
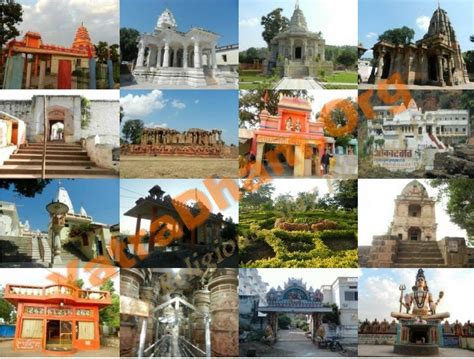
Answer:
[{"xmin": 156, "ymin": 8, "xmax": 177, "ymax": 30}]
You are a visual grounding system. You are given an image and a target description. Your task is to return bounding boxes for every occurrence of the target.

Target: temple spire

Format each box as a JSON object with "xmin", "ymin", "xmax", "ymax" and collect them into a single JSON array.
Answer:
[{"xmin": 295, "ymin": 0, "xmax": 299, "ymax": 9}]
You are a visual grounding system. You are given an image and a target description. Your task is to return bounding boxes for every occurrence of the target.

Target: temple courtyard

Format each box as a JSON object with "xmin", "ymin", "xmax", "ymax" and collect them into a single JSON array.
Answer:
[{"xmin": 120, "ymin": 156, "xmax": 237, "ymax": 178}]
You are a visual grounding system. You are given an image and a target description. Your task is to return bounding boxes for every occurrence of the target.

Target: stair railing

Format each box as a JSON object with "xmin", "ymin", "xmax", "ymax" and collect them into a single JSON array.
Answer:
[{"xmin": 41, "ymin": 95, "xmax": 47, "ymax": 179}]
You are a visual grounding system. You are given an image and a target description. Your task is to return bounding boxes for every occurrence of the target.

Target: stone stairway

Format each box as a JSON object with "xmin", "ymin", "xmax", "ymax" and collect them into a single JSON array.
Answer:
[
  {"xmin": 394, "ymin": 241, "xmax": 446, "ymax": 267},
  {"xmin": 57, "ymin": 241, "xmax": 90, "ymax": 266},
  {"xmin": 0, "ymin": 236, "xmax": 34, "ymax": 263},
  {"xmin": 0, "ymin": 142, "xmax": 117, "ymax": 178}
]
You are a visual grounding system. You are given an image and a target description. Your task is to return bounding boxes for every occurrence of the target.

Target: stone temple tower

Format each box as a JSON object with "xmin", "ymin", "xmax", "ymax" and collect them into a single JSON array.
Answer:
[{"xmin": 389, "ymin": 180, "xmax": 437, "ymax": 241}]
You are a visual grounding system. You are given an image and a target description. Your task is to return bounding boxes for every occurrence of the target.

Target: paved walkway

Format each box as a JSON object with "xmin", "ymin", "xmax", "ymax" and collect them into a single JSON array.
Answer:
[
  {"xmin": 121, "ymin": 78, "xmax": 237, "ymax": 89},
  {"xmin": 359, "ymin": 344, "xmax": 474, "ymax": 357},
  {"xmin": 0, "ymin": 340, "xmax": 119, "ymax": 357},
  {"xmin": 266, "ymin": 329, "xmax": 341, "ymax": 357},
  {"xmin": 275, "ymin": 77, "xmax": 323, "ymax": 90}
]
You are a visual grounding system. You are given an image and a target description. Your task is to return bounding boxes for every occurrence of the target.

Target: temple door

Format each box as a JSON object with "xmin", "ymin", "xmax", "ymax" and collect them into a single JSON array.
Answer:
[{"xmin": 57, "ymin": 60, "xmax": 72, "ymax": 89}]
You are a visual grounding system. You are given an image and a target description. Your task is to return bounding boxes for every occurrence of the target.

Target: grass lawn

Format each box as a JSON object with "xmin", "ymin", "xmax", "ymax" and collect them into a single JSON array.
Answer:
[
  {"xmin": 324, "ymin": 71, "xmax": 357, "ymax": 83},
  {"xmin": 239, "ymin": 70, "xmax": 277, "ymax": 89},
  {"xmin": 324, "ymin": 83, "xmax": 358, "ymax": 89}
]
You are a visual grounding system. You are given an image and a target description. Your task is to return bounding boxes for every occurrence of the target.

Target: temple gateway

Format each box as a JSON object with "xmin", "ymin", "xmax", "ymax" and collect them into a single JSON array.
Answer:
[
  {"xmin": 133, "ymin": 8, "xmax": 237, "ymax": 87},
  {"xmin": 369, "ymin": 5, "xmax": 470, "ymax": 86}
]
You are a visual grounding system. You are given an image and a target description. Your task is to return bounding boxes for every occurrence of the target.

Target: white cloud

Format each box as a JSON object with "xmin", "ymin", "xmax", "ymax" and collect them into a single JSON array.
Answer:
[
  {"xmin": 120, "ymin": 90, "xmax": 166, "ymax": 118},
  {"xmin": 366, "ymin": 32, "xmax": 377, "ymax": 39},
  {"xmin": 416, "ymin": 15, "xmax": 430, "ymax": 32},
  {"xmin": 194, "ymin": 100, "xmax": 200, "ymax": 104},
  {"xmin": 147, "ymin": 122, "xmax": 168, "ymax": 128},
  {"xmin": 239, "ymin": 17, "xmax": 260, "ymax": 27},
  {"xmin": 17, "ymin": 0, "xmax": 119, "ymax": 46},
  {"xmin": 171, "ymin": 99, "xmax": 186, "ymax": 109}
]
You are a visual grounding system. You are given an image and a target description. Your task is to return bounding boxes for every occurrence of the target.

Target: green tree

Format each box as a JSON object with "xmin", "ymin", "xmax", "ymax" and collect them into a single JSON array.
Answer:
[
  {"xmin": 0, "ymin": 179, "xmax": 51, "ymax": 197},
  {"xmin": 240, "ymin": 182, "xmax": 275, "ymax": 209},
  {"xmin": 109, "ymin": 44, "xmax": 120, "ymax": 63},
  {"xmin": 0, "ymin": 287, "xmax": 14, "ymax": 323},
  {"xmin": 244, "ymin": 47, "xmax": 259, "ymax": 63},
  {"xmin": 378, "ymin": 26, "xmax": 415, "ymax": 45},
  {"xmin": 95, "ymin": 41, "xmax": 110, "ymax": 63},
  {"xmin": 322, "ymin": 304, "xmax": 340, "ymax": 325},
  {"xmin": 295, "ymin": 190, "xmax": 318, "ymax": 211},
  {"xmin": 336, "ymin": 49, "xmax": 357, "ymax": 68},
  {"xmin": 99, "ymin": 279, "xmax": 120, "ymax": 329},
  {"xmin": 122, "ymin": 119, "xmax": 144, "ymax": 144},
  {"xmin": 332, "ymin": 180, "xmax": 357, "ymax": 210},
  {"xmin": 261, "ymin": 8, "xmax": 289, "ymax": 48},
  {"xmin": 463, "ymin": 51, "xmax": 474, "ymax": 74},
  {"xmin": 120, "ymin": 27, "xmax": 140, "ymax": 62},
  {"xmin": 278, "ymin": 314, "xmax": 292, "ymax": 329},
  {"xmin": 274, "ymin": 193, "xmax": 296, "ymax": 218},
  {"xmin": 430, "ymin": 179, "xmax": 474, "ymax": 245},
  {"xmin": 0, "ymin": 0, "xmax": 23, "ymax": 60}
]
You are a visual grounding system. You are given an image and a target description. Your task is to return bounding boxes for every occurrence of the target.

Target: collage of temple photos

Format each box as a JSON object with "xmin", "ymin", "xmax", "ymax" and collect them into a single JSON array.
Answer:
[{"xmin": 0, "ymin": 0, "xmax": 473, "ymax": 358}]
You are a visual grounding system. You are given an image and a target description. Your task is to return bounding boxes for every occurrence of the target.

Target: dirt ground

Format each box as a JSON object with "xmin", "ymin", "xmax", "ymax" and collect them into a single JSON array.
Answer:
[{"xmin": 120, "ymin": 156, "xmax": 238, "ymax": 178}]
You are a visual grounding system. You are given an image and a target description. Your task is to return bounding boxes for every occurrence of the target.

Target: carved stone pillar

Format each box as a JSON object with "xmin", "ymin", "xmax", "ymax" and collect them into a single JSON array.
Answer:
[
  {"xmin": 447, "ymin": 56, "xmax": 453, "ymax": 85},
  {"xmin": 208, "ymin": 269, "xmax": 238, "ymax": 356},
  {"xmin": 172, "ymin": 48, "xmax": 178, "ymax": 67},
  {"xmin": 137, "ymin": 42, "xmax": 145, "ymax": 67},
  {"xmin": 437, "ymin": 55, "xmax": 445, "ymax": 86},
  {"xmin": 163, "ymin": 43, "xmax": 170, "ymax": 68},
  {"xmin": 140, "ymin": 286, "xmax": 156, "ymax": 348},
  {"xmin": 194, "ymin": 42, "xmax": 201, "ymax": 68},
  {"xmin": 156, "ymin": 46, "xmax": 162, "ymax": 68},
  {"xmin": 290, "ymin": 38, "xmax": 294, "ymax": 60},
  {"xmin": 146, "ymin": 48, "xmax": 152, "ymax": 70},
  {"xmin": 375, "ymin": 51, "xmax": 385, "ymax": 81},
  {"xmin": 183, "ymin": 46, "xmax": 188, "ymax": 68},
  {"xmin": 211, "ymin": 45, "xmax": 217, "ymax": 70},
  {"xmin": 191, "ymin": 288, "xmax": 210, "ymax": 351},
  {"xmin": 120, "ymin": 269, "xmax": 146, "ymax": 357}
]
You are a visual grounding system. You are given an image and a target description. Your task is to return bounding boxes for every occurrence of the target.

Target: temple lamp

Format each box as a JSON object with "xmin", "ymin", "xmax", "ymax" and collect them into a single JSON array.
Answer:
[{"xmin": 46, "ymin": 200, "xmax": 69, "ymax": 267}]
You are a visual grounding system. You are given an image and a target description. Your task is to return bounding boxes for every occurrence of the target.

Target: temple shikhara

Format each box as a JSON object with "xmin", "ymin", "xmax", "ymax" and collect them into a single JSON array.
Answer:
[
  {"xmin": 132, "ymin": 8, "xmax": 237, "ymax": 88},
  {"xmin": 369, "ymin": 4, "xmax": 470, "ymax": 86},
  {"xmin": 264, "ymin": 1, "xmax": 333, "ymax": 79},
  {"xmin": 3, "ymin": 282, "xmax": 111, "ymax": 354}
]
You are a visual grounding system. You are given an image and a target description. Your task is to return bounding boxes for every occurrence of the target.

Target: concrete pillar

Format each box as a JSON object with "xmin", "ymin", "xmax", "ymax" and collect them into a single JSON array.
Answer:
[
  {"xmin": 146, "ymin": 48, "xmax": 152, "ymax": 70},
  {"xmin": 156, "ymin": 47, "xmax": 162, "ymax": 68},
  {"xmin": 120, "ymin": 269, "xmax": 146, "ymax": 357},
  {"xmin": 163, "ymin": 43, "xmax": 170, "ymax": 68},
  {"xmin": 137, "ymin": 43, "xmax": 145, "ymax": 67},
  {"xmin": 194, "ymin": 42, "xmax": 201, "ymax": 68},
  {"xmin": 294, "ymin": 144, "xmax": 305, "ymax": 177},
  {"xmin": 183, "ymin": 46, "xmax": 188, "ymax": 68},
  {"xmin": 290, "ymin": 39, "xmax": 294, "ymax": 60},
  {"xmin": 208, "ymin": 269, "xmax": 238, "ymax": 357},
  {"xmin": 172, "ymin": 48, "xmax": 178, "ymax": 67},
  {"xmin": 25, "ymin": 62, "xmax": 32, "ymax": 89},
  {"xmin": 38, "ymin": 61, "xmax": 46, "ymax": 89},
  {"xmin": 211, "ymin": 45, "xmax": 217, "ymax": 70},
  {"xmin": 191, "ymin": 289, "xmax": 210, "ymax": 351}
]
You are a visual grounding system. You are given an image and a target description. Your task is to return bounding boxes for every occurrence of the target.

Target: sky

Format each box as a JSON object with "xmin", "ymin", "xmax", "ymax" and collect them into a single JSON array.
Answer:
[
  {"xmin": 359, "ymin": 268, "xmax": 473, "ymax": 322},
  {"xmin": 0, "ymin": 268, "xmax": 120, "ymax": 292},
  {"xmin": 120, "ymin": 179, "xmax": 239, "ymax": 235},
  {"xmin": 16, "ymin": 0, "xmax": 119, "ymax": 46},
  {"xmin": 359, "ymin": 0, "xmax": 474, "ymax": 58},
  {"xmin": 358, "ymin": 179, "xmax": 467, "ymax": 246},
  {"xmin": 0, "ymin": 179, "xmax": 119, "ymax": 231},
  {"xmin": 254, "ymin": 268, "xmax": 361, "ymax": 291},
  {"xmin": 120, "ymin": 0, "xmax": 238, "ymax": 47},
  {"xmin": 0, "ymin": 90, "xmax": 119, "ymax": 101},
  {"xmin": 239, "ymin": 0, "xmax": 358, "ymax": 50},
  {"xmin": 120, "ymin": 90, "xmax": 238, "ymax": 145}
]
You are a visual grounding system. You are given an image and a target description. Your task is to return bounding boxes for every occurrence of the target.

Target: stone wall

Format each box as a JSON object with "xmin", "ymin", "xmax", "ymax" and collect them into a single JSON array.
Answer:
[
  {"xmin": 358, "ymin": 333, "xmax": 396, "ymax": 345},
  {"xmin": 85, "ymin": 135, "xmax": 120, "ymax": 172},
  {"xmin": 82, "ymin": 101, "xmax": 120, "ymax": 140}
]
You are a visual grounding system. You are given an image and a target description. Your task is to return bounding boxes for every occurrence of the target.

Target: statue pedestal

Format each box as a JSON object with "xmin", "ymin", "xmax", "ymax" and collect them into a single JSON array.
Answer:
[
  {"xmin": 394, "ymin": 321, "xmax": 442, "ymax": 356},
  {"xmin": 394, "ymin": 343, "xmax": 439, "ymax": 356}
]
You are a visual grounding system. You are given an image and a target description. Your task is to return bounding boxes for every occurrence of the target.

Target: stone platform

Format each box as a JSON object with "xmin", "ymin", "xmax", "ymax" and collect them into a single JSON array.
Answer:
[{"xmin": 393, "ymin": 343, "xmax": 439, "ymax": 356}]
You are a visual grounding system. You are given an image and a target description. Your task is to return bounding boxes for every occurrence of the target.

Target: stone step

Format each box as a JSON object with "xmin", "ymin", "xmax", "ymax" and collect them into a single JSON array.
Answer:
[
  {"xmin": 397, "ymin": 252, "xmax": 443, "ymax": 258},
  {"xmin": 0, "ymin": 165, "xmax": 116, "ymax": 176},
  {"xmin": 5, "ymin": 159, "xmax": 95, "ymax": 167},
  {"xmin": 393, "ymin": 263, "xmax": 446, "ymax": 268},
  {"xmin": 395, "ymin": 258, "xmax": 445, "ymax": 264},
  {"xmin": 17, "ymin": 149, "xmax": 87, "ymax": 154},
  {"xmin": 25, "ymin": 145, "xmax": 83, "ymax": 149},
  {"xmin": 11, "ymin": 154, "xmax": 90, "ymax": 160}
]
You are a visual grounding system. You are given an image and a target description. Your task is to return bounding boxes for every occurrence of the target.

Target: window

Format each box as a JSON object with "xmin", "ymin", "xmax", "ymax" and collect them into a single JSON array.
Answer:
[
  {"xmin": 418, "ymin": 127, "xmax": 422, "ymax": 135},
  {"xmin": 344, "ymin": 291, "xmax": 358, "ymax": 301},
  {"xmin": 222, "ymin": 55, "xmax": 227, "ymax": 62},
  {"xmin": 21, "ymin": 319, "xmax": 43, "ymax": 338},
  {"xmin": 77, "ymin": 321, "xmax": 95, "ymax": 340}
]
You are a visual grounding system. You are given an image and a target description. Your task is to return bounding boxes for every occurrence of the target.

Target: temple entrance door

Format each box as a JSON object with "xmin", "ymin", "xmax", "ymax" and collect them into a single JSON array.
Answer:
[
  {"xmin": 381, "ymin": 53, "xmax": 391, "ymax": 79},
  {"xmin": 428, "ymin": 56, "xmax": 438, "ymax": 82},
  {"xmin": 49, "ymin": 121, "xmax": 64, "ymax": 141},
  {"xmin": 408, "ymin": 227, "xmax": 421, "ymax": 241},
  {"xmin": 45, "ymin": 320, "xmax": 73, "ymax": 351},
  {"xmin": 295, "ymin": 47, "xmax": 302, "ymax": 60}
]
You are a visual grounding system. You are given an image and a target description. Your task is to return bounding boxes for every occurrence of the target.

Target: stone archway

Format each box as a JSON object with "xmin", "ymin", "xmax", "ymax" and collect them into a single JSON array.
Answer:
[
  {"xmin": 408, "ymin": 227, "xmax": 421, "ymax": 241},
  {"xmin": 47, "ymin": 106, "xmax": 74, "ymax": 143}
]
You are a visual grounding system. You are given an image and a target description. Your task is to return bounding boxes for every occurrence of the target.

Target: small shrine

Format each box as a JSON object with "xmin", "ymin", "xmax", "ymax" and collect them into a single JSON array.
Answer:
[
  {"xmin": 3, "ymin": 283, "xmax": 111, "ymax": 354},
  {"xmin": 250, "ymin": 95, "xmax": 333, "ymax": 176},
  {"xmin": 390, "ymin": 268, "xmax": 450, "ymax": 355}
]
